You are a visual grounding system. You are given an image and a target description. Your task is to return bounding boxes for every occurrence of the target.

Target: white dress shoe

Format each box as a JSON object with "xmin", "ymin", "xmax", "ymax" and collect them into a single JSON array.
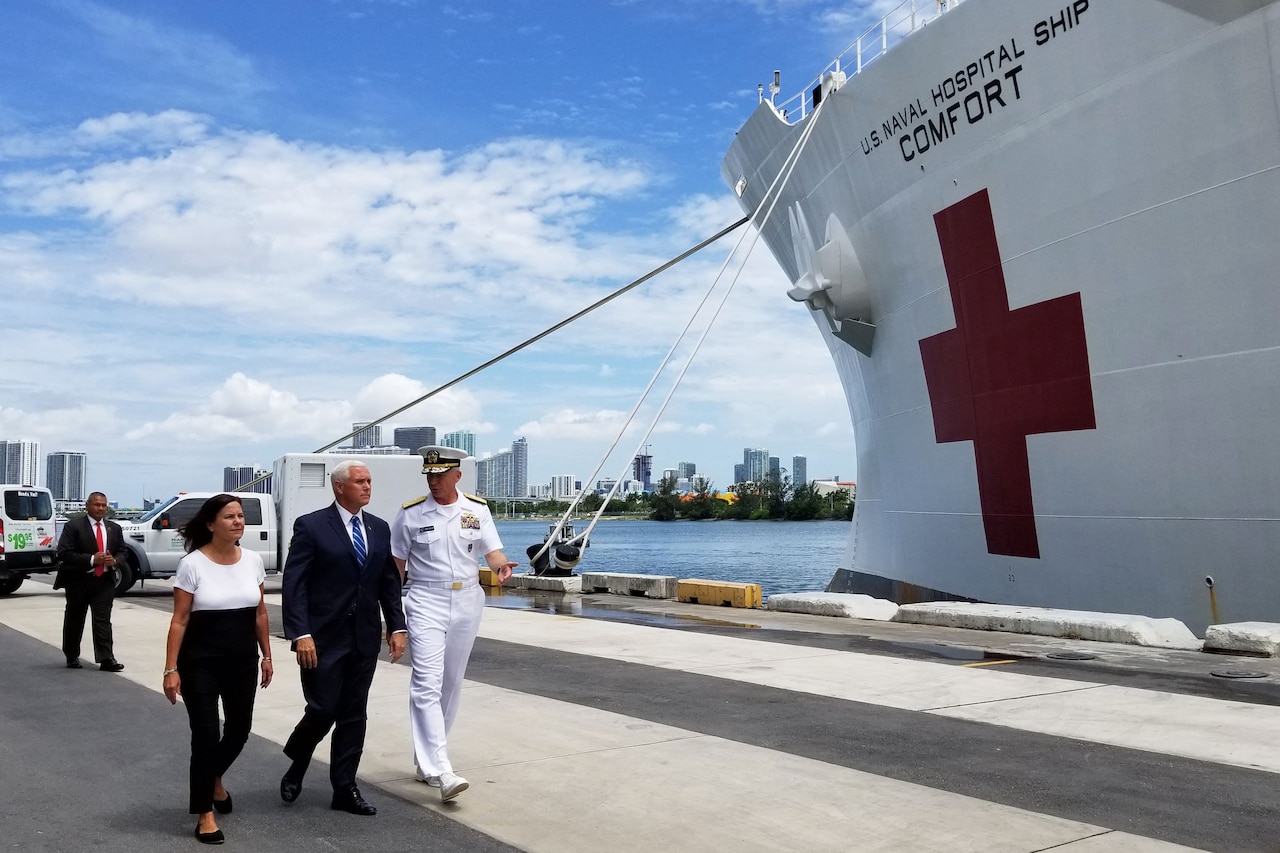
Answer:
[
  {"xmin": 414, "ymin": 770, "xmax": 441, "ymax": 787},
  {"xmin": 438, "ymin": 771, "xmax": 469, "ymax": 802}
]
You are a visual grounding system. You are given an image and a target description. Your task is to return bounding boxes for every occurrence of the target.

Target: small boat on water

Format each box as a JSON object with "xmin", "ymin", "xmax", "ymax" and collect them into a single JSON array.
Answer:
[
  {"xmin": 526, "ymin": 520, "xmax": 585, "ymax": 577},
  {"xmin": 722, "ymin": 0, "xmax": 1280, "ymax": 633}
]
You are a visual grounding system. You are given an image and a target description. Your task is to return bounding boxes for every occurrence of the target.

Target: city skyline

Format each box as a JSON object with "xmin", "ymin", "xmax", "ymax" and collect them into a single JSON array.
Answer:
[{"xmin": 3, "ymin": 427, "xmax": 838, "ymax": 506}]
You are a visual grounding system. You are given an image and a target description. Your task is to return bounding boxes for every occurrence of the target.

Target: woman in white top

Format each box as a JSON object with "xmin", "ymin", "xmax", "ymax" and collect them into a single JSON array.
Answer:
[{"xmin": 162, "ymin": 494, "xmax": 273, "ymax": 845}]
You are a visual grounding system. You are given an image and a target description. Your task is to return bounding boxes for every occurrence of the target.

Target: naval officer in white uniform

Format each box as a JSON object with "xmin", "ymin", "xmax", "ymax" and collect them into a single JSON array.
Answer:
[{"xmin": 391, "ymin": 445, "xmax": 516, "ymax": 802}]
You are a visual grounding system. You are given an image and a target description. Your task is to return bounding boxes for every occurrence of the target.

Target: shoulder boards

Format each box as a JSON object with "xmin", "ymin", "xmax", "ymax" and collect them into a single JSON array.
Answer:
[
  {"xmin": 402, "ymin": 496, "xmax": 427, "ymax": 508},
  {"xmin": 463, "ymin": 493, "xmax": 487, "ymax": 505}
]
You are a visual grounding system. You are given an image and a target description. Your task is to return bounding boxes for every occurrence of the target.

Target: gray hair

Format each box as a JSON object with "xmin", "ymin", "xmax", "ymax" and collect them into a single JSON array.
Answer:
[{"xmin": 331, "ymin": 460, "xmax": 367, "ymax": 484}]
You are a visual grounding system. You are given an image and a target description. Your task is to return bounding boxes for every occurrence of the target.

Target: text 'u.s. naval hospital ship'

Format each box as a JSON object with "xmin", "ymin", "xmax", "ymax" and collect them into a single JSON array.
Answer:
[{"xmin": 722, "ymin": 0, "xmax": 1280, "ymax": 634}]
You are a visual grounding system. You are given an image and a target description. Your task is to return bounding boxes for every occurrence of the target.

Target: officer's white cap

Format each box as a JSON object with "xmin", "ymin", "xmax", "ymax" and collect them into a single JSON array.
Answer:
[{"xmin": 418, "ymin": 445, "xmax": 467, "ymax": 474}]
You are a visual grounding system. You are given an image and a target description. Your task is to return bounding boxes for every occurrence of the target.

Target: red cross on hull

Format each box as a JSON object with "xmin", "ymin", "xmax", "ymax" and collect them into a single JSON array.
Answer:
[{"xmin": 919, "ymin": 189, "xmax": 1096, "ymax": 559}]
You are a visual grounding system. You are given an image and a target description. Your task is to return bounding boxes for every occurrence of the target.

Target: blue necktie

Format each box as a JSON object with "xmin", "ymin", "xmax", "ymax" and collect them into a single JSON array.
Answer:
[{"xmin": 351, "ymin": 516, "xmax": 367, "ymax": 567}]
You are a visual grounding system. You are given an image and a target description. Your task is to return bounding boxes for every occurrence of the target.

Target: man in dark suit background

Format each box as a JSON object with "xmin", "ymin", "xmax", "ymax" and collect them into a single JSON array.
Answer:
[
  {"xmin": 56, "ymin": 491, "xmax": 127, "ymax": 671},
  {"xmin": 280, "ymin": 460, "xmax": 407, "ymax": 816}
]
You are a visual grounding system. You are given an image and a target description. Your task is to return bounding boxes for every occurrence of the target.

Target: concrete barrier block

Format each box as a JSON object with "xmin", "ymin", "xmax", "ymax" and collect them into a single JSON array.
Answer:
[
  {"xmin": 1203, "ymin": 622, "xmax": 1280, "ymax": 657},
  {"xmin": 581, "ymin": 572, "xmax": 678, "ymax": 599},
  {"xmin": 677, "ymin": 579, "xmax": 761, "ymax": 609},
  {"xmin": 894, "ymin": 602, "xmax": 1201, "ymax": 649},
  {"xmin": 766, "ymin": 592, "xmax": 898, "ymax": 621},
  {"xmin": 509, "ymin": 573, "xmax": 582, "ymax": 594}
]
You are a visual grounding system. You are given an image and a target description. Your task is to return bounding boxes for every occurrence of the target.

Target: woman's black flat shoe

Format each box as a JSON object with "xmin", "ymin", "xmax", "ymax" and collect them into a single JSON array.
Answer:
[
  {"xmin": 212, "ymin": 793, "xmax": 232, "ymax": 814},
  {"xmin": 194, "ymin": 826, "xmax": 225, "ymax": 845}
]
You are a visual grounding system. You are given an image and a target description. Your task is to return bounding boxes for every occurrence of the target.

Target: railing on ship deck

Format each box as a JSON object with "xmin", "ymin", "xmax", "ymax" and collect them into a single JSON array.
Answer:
[{"xmin": 766, "ymin": 0, "xmax": 965, "ymax": 123}]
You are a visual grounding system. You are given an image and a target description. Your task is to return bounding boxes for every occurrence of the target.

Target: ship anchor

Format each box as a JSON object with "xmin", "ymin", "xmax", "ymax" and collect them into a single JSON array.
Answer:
[{"xmin": 788, "ymin": 205, "xmax": 875, "ymax": 355}]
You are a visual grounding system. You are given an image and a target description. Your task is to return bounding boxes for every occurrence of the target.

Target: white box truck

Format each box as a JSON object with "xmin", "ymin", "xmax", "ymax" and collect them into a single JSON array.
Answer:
[
  {"xmin": 113, "ymin": 452, "xmax": 467, "ymax": 594},
  {"xmin": 0, "ymin": 485, "xmax": 58, "ymax": 595}
]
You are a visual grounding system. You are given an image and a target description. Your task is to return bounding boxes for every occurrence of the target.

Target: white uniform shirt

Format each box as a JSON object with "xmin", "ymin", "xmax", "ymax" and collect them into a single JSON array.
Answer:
[{"xmin": 391, "ymin": 493, "xmax": 503, "ymax": 585}]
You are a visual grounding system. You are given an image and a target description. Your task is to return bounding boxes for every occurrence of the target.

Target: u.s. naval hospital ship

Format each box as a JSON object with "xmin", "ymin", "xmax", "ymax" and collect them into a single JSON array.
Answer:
[{"xmin": 723, "ymin": 0, "xmax": 1280, "ymax": 634}]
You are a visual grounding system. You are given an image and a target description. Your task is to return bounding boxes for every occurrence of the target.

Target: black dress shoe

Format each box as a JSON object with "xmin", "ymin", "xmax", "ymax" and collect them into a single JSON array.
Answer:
[
  {"xmin": 66, "ymin": 659, "xmax": 82, "ymax": 669},
  {"xmin": 280, "ymin": 774, "xmax": 302, "ymax": 803},
  {"xmin": 330, "ymin": 785, "xmax": 376, "ymax": 816},
  {"xmin": 194, "ymin": 826, "xmax": 225, "ymax": 845},
  {"xmin": 212, "ymin": 792, "xmax": 232, "ymax": 814},
  {"xmin": 99, "ymin": 659, "xmax": 124, "ymax": 672}
]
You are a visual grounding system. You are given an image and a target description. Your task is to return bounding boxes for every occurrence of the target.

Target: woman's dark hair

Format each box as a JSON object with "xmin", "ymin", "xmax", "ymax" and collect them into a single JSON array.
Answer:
[{"xmin": 180, "ymin": 494, "xmax": 243, "ymax": 553}]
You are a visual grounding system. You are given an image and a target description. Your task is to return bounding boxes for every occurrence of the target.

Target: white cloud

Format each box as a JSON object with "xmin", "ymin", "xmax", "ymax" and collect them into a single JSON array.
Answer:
[
  {"xmin": 0, "ymin": 404, "xmax": 119, "ymax": 449},
  {"xmin": 515, "ymin": 408, "xmax": 631, "ymax": 440},
  {"xmin": 125, "ymin": 372, "xmax": 486, "ymax": 446},
  {"xmin": 2, "ymin": 121, "xmax": 652, "ymax": 342},
  {"xmin": 76, "ymin": 110, "xmax": 211, "ymax": 148}
]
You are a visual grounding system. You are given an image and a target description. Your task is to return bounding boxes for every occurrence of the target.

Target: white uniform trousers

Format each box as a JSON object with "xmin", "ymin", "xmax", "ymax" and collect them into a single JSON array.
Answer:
[{"xmin": 405, "ymin": 583, "xmax": 485, "ymax": 777}]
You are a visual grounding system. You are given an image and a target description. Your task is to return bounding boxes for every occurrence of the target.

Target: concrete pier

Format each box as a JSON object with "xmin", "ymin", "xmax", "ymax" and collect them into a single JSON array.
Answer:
[{"xmin": 2, "ymin": 575, "xmax": 1278, "ymax": 852}]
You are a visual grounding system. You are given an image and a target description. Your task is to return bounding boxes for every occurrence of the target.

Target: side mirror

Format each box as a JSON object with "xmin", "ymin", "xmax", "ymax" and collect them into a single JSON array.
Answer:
[{"xmin": 156, "ymin": 513, "xmax": 171, "ymax": 530}]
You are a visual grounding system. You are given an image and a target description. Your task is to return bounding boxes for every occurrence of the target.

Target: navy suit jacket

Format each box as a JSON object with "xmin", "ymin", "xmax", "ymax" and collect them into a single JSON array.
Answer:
[{"xmin": 281, "ymin": 503, "xmax": 406, "ymax": 659}]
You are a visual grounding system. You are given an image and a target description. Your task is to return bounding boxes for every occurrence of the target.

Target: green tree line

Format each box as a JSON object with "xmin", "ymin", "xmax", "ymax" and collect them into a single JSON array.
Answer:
[
  {"xmin": 497, "ymin": 475, "xmax": 853, "ymax": 522},
  {"xmin": 646, "ymin": 474, "xmax": 853, "ymax": 522}
]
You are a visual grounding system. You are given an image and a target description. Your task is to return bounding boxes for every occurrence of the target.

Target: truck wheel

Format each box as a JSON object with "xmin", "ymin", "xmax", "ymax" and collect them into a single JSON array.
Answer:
[
  {"xmin": 114, "ymin": 561, "xmax": 136, "ymax": 596},
  {"xmin": 0, "ymin": 576, "xmax": 23, "ymax": 595}
]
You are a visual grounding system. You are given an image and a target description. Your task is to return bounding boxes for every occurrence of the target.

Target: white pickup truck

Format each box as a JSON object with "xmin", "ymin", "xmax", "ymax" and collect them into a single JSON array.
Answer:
[{"xmin": 114, "ymin": 452, "xmax": 464, "ymax": 594}]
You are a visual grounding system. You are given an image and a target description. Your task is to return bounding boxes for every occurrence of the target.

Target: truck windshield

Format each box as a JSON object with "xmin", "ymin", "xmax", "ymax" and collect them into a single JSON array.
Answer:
[
  {"xmin": 4, "ymin": 489, "xmax": 54, "ymax": 520},
  {"xmin": 137, "ymin": 498, "xmax": 178, "ymax": 524}
]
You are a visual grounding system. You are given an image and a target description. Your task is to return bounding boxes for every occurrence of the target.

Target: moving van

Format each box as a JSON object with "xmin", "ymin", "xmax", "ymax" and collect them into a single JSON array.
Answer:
[{"xmin": 0, "ymin": 485, "xmax": 58, "ymax": 595}]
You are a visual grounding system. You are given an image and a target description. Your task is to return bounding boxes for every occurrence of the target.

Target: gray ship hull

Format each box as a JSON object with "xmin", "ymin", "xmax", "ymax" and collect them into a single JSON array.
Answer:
[{"xmin": 723, "ymin": 0, "xmax": 1280, "ymax": 633}]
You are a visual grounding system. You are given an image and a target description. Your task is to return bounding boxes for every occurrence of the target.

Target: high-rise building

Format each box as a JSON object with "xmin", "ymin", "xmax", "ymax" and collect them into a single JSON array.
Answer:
[
  {"xmin": 327, "ymin": 445, "xmax": 409, "ymax": 455},
  {"xmin": 224, "ymin": 465, "xmax": 272, "ymax": 493},
  {"xmin": 792, "ymin": 455, "xmax": 808, "ymax": 487},
  {"xmin": 352, "ymin": 422, "xmax": 381, "ymax": 448},
  {"xmin": 677, "ymin": 462, "xmax": 697, "ymax": 480},
  {"xmin": 769, "ymin": 456, "xmax": 781, "ymax": 479},
  {"xmin": 550, "ymin": 475, "xmax": 578, "ymax": 499},
  {"xmin": 46, "ymin": 451, "xmax": 87, "ymax": 501},
  {"xmin": 441, "ymin": 430, "xmax": 476, "ymax": 457},
  {"xmin": 224, "ymin": 465, "xmax": 254, "ymax": 491},
  {"xmin": 393, "ymin": 426, "xmax": 436, "ymax": 453},
  {"xmin": 0, "ymin": 440, "xmax": 41, "ymax": 485},
  {"xmin": 474, "ymin": 454, "xmax": 490, "ymax": 496},
  {"xmin": 511, "ymin": 437, "xmax": 528, "ymax": 499},
  {"xmin": 733, "ymin": 463, "xmax": 746, "ymax": 484},
  {"xmin": 474, "ymin": 437, "xmax": 528, "ymax": 498},
  {"xmin": 632, "ymin": 448, "xmax": 653, "ymax": 492},
  {"xmin": 743, "ymin": 448, "xmax": 769, "ymax": 483},
  {"xmin": 242, "ymin": 471, "xmax": 272, "ymax": 493}
]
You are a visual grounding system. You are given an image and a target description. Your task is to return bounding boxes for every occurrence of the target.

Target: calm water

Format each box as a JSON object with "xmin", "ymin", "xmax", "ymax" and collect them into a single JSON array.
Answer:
[{"xmin": 494, "ymin": 518, "xmax": 849, "ymax": 596}]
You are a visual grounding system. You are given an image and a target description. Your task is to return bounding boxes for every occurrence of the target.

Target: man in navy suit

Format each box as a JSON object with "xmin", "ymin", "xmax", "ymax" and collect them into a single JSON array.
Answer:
[
  {"xmin": 280, "ymin": 460, "xmax": 407, "ymax": 816},
  {"xmin": 56, "ymin": 491, "xmax": 128, "ymax": 671}
]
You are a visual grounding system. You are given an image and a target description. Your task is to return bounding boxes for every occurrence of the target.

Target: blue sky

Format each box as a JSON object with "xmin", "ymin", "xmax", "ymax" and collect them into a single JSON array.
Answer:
[{"xmin": 1, "ymin": 0, "xmax": 887, "ymax": 505}]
